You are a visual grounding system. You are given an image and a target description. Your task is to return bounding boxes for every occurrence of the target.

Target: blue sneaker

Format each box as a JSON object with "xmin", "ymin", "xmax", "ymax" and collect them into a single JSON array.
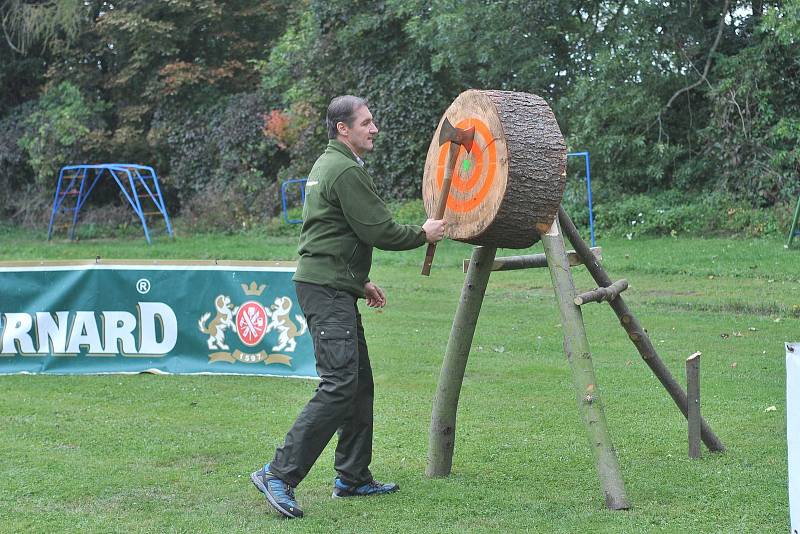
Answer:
[
  {"xmin": 250, "ymin": 464, "xmax": 303, "ymax": 519},
  {"xmin": 332, "ymin": 477, "xmax": 399, "ymax": 498}
]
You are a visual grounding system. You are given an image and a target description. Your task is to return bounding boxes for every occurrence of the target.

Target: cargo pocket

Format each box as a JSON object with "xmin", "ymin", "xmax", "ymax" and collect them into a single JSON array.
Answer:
[{"xmin": 315, "ymin": 323, "xmax": 355, "ymax": 371}]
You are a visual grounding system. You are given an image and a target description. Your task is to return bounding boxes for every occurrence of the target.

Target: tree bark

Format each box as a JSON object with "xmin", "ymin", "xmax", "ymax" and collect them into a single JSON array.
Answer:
[
  {"xmin": 558, "ymin": 207, "xmax": 725, "ymax": 453},
  {"xmin": 541, "ymin": 220, "xmax": 629, "ymax": 510},
  {"xmin": 427, "ymin": 246, "xmax": 497, "ymax": 477}
]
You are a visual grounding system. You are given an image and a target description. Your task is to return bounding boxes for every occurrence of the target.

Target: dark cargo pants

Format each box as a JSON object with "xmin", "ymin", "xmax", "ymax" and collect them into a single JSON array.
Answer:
[{"xmin": 268, "ymin": 281, "xmax": 374, "ymax": 488}]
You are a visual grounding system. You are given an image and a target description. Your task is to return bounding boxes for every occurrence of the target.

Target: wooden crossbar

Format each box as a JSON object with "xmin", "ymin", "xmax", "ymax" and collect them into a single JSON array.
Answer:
[{"xmin": 462, "ymin": 247, "xmax": 602, "ymax": 273}]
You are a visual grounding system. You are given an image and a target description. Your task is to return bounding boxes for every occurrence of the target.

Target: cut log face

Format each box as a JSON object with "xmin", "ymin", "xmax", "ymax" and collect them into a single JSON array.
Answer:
[{"xmin": 423, "ymin": 89, "xmax": 567, "ymax": 249}]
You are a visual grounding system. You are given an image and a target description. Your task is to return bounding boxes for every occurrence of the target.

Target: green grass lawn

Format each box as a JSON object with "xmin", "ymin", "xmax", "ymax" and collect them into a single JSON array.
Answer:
[{"xmin": 0, "ymin": 226, "xmax": 797, "ymax": 532}]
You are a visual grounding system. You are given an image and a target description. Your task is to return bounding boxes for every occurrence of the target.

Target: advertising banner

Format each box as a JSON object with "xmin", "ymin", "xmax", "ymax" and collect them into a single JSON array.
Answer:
[{"xmin": 0, "ymin": 261, "xmax": 317, "ymax": 378}]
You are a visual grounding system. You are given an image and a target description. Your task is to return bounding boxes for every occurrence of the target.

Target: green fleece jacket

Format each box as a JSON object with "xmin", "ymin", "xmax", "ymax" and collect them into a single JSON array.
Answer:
[{"xmin": 292, "ymin": 140, "xmax": 427, "ymax": 297}]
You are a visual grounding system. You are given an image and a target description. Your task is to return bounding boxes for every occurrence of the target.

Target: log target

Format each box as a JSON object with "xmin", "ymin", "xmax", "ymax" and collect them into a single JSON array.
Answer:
[{"xmin": 423, "ymin": 90, "xmax": 567, "ymax": 249}]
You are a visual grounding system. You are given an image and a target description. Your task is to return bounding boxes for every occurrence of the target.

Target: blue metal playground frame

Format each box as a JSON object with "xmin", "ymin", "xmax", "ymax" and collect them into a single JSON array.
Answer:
[
  {"xmin": 281, "ymin": 178, "xmax": 308, "ymax": 224},
  {"xmin": 47, "ymin": 164, "xmax": 174, "ymax": 244},
  {"xmin": 280, "ymin": 152, "xmax": 596, "ymax": 247},
  {"xmin": 567, "ymin": 151, "xmax": 596, "ymax": 247}
]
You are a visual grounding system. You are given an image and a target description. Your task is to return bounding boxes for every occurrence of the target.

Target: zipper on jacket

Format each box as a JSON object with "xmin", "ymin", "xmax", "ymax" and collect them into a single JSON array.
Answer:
[{"xmin": 346, "ymin": 242, "xmax": 360, "ymax": 279}]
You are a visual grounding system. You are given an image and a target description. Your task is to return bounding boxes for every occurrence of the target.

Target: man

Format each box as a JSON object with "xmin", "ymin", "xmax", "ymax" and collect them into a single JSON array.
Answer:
[{"xmin": 251, "ymin": 95, "xmax": 446, "ymax": 519}]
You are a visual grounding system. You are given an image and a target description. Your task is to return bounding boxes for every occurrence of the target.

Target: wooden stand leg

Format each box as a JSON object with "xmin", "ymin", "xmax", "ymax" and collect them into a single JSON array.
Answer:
[
  {"xmin": 541, "ymin": 221, "xmax": 630, "ymax": 510},
  {"xmin": 558, "ymin": 207, "xmax": 725, "ymax": 453},
  {"xmin": 427, "ymin": 245, "xmax": 497, "ymax": 477}
]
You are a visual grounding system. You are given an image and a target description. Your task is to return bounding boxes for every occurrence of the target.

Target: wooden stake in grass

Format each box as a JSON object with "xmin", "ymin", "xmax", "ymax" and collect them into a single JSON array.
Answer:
[
  {"xmin": 427, "ymin": 245, "xmax": 496, "ymax": 477},
  {"xmin": 541, "ymin": 220, "xmax": 629, "ymax": 510},
  {"xmin": 686, "ymin": 352, "xmax": 702, "ymax": 459}
]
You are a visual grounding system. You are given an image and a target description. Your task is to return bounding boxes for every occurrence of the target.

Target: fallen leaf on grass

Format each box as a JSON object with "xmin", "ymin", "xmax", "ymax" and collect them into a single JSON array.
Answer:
[
  {"xmin": 764, "ymin": 406, "xmax": 777, "ymax": 412},
  {"xmin": 733, "ymin": 331, "xmax": 743, "ymax": 337},
  {"xmin": 492, "ymin": 345, "xmax": 506, "ymax": 353},
  {"xmin": 720, "ymin": 333, "xmax": 730, "ymax": 339},
  {"xmin": 731, "ymin": 362, "xmax": 737, "ymax": 368}
]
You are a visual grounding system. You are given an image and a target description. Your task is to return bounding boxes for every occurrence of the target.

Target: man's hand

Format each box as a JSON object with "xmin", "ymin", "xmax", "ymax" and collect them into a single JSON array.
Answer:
[
  {"xmin": 422, "ymin": 218, "xmax": 446, "ymax": 244},
  {"xmin": 364, "ymin": 282, "xmax": 386, "ymax": 308}
]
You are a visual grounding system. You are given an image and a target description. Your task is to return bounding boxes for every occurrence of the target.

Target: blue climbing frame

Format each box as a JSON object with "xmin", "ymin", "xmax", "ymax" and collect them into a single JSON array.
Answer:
[
  {"xmin": 567, "ymin": 151, "xmax": 596, "ymax": 247},
  {"xmin": 47, "ymin": 164, "xmax": 174, "ymax": 244},
  {"xmin": 281, "ymin": 178, "xmax": 308, "ymax": 224}
]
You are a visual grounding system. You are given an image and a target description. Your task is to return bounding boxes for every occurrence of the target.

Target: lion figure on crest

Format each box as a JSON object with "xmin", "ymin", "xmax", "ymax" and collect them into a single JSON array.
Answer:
[
  {"xmin": 198, "ymin": 295, "xmax": 238, "ymax": 350},
  {"xmin": 265, "ymin": 296, "xmax": 307, "ymax": 352}
]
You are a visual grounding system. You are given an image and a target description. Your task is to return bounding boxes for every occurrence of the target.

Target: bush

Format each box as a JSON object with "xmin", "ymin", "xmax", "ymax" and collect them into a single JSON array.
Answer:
[
  {"xmin": 150, "ymin": 91, "xmax": 286, "ymax": 218},
  {"xmin": 0, "ymin": 102, "xmax": 35, "ymax": 220},
  {"xmin": 18, "ymin": 81, "xmax": 107, "ymax": 187},
  {"xmin": 180, "ymin": 180, "xmax": 280, "ymax": 234},
  {"xmin": 591, "ymin": 191, "xmax": 788, "ymax": 239},
  {"xmin": 388, "ymin": 199, "xmax": 427, "ymax": 225}
]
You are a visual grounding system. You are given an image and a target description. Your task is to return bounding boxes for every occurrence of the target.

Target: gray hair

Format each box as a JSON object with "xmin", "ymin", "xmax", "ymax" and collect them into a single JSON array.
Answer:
[{"xmin": 326, "ymin": 95, "xmax": 367, "ymax": 139}]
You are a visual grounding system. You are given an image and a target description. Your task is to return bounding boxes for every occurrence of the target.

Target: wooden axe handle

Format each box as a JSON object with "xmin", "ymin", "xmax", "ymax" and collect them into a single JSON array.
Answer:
[{"xmin": 421, "ymin": 142, "xmax": 460, "ymax": 276}]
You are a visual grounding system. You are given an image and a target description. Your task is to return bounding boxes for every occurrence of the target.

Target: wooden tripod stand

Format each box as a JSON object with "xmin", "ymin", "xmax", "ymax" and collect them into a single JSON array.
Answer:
[{"xmin": 425, "ymin": 207, "xmax": 725, "ymax": 510}]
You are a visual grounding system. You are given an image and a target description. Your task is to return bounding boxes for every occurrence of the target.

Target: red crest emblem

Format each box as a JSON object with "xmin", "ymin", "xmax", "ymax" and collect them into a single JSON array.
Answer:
[{"xmin": 236, "ymin": 301, "xmax": 268, "ymax": 346}]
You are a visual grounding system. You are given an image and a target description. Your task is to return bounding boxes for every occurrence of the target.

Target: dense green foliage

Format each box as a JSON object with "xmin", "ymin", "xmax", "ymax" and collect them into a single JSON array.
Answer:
[{"xmin": 1, "ymin": 0, "xmax": 798, "ymax": 231}]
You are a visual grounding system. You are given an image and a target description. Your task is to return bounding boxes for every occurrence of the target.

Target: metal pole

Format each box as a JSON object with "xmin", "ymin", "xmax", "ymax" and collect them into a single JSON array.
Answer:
[
  {"xmin": 585, "ymin": 152, "xmax": 596, "ymax": 247},
  {"xmin": 567, "ymin": 152, "xmax": 596, "ymax": 247},
  {"xmin": 47, "ymin": 167, "xmax": 67, "ymax": 240}
]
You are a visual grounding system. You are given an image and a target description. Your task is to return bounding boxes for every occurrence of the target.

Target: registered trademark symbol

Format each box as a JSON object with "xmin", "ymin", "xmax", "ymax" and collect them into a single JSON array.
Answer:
[{"xmin": 136, "ymin": 278, "xmax": 151, "ymax": 294}]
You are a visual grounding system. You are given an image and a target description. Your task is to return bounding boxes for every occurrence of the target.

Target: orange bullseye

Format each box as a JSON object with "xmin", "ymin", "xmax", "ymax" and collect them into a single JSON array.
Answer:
[{"xmin": 436, "ymin": 117, "xmax": 496, "ymax": 213}]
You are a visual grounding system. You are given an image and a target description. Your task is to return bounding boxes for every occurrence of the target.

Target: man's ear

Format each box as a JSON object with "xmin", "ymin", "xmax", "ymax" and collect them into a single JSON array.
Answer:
[{"xmin": 337, "ymin": 121, "xmax": 348, "ymax": 136}]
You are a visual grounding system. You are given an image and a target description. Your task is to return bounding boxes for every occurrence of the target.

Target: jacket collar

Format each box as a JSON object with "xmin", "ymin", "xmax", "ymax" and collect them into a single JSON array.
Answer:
[{"xmin": 328, "ymin": 139, "xmax": 363, "ymax": 165}]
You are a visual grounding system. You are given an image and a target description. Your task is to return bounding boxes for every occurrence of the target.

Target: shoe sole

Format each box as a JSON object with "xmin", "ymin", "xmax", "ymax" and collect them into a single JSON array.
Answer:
[
  {"xmin": 331, "ymin": 487, "xmax": 399, "ymax": 499},
  {"xmin": 250, "ymin": 471, "xmax": 301, "ymax": 519}
]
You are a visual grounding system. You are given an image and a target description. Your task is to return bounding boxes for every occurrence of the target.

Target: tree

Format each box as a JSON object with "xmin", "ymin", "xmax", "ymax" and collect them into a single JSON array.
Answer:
[{"xmin": 1, "ymin": 0, "xmax": 88, "ymax": 54}]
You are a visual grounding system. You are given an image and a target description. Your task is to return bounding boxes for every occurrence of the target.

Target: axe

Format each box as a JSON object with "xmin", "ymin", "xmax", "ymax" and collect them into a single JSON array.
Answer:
[{"xmin": 421, "ymin": 118, "xmax": 475, "ymax": 276}]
